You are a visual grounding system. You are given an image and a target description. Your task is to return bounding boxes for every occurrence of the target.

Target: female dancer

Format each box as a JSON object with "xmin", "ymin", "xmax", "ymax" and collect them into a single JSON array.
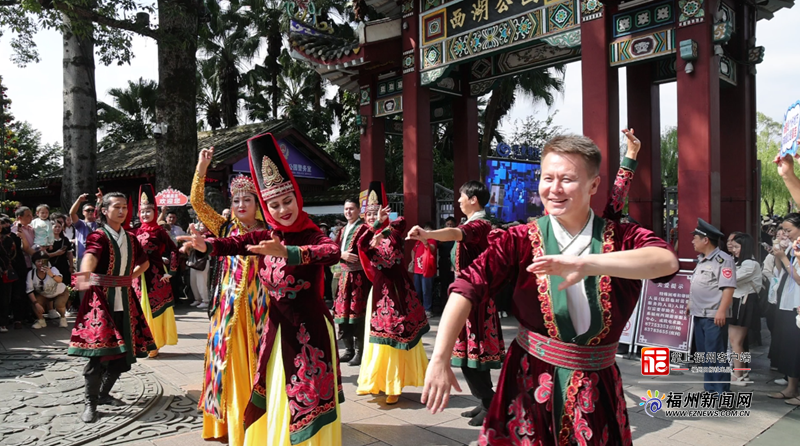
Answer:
[
  {"xmin": 180, "ymin": 134, "xmax": 342, "ymax": 445},
  {"xmin": 192, "ymin": 148, "xmax": 268, "ymax": 446},
  {"xmin": 132, "ymin": 185, "xmax": 179, "ymax": 358},
  {"xmin": 356, "ymin": 181, "xmax": 429, "ymax": 405}
]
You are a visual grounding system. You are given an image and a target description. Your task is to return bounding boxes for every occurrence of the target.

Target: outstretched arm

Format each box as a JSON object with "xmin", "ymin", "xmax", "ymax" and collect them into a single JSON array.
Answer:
[
  {"xmin": 603, "ymin": 128, "xmax": 640, "ymax": 220},
  {"xmin": 70, "ymin": 193, "xmax": 90, "ymax": 225},
  {"xmin": 190, "ymin": 147, "xmax": 227, "ymax": 237}
]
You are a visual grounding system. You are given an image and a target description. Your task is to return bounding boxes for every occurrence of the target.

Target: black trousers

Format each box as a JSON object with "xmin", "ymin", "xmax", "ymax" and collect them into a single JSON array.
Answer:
[
  {"xmin": 461, "ymin": 366, "xmax": 495, "ymax": 409},
  {"xmin": 83, "ymin": 311, "xmax": 132, "ymax": 377}
]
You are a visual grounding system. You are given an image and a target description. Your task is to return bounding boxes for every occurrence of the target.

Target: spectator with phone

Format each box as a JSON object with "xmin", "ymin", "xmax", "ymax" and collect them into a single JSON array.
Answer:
[{"xmin": 28, "ymin": 251, "xmax": 69, "ymax": 329}]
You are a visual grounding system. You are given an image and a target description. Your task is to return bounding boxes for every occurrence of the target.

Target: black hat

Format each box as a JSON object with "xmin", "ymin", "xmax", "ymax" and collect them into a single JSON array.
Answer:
[
  {"xmin": 693, "ymin": 218, "xmax": 724, "ymax": 241},
  {"xmin": 32, "ymin": 250, "xmax": 49, "ymax": 263},
  {"xmin": 138, "ymin": 184, "xmax": 156, "ymax": 212},
  {"xmin": 365, "ymin": 181, "xmax": 387, "ymax": 213},
  {"xmin": 246, "ymin": 133, "xmax": 299, "ymax": 209}
]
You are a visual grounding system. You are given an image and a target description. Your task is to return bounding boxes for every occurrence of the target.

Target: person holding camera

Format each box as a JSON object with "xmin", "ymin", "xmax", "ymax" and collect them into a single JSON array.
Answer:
[{"xmin": 28, "ymin": 250, "xmax": 69, "ymax": 329}]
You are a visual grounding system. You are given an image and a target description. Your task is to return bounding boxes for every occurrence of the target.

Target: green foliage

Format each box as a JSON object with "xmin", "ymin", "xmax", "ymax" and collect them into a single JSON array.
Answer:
[
  {"xmin": 0, "ymin": 75, "xmax": 20, "ymax": 211},
  {"xmin": 324, "ymin": 90, "xmax": 360, "ymax": 190},
  {"xmin": 757, "ymin": 112, "xmax": 795, "ymax": 216},
  {"xmin": 661, "ymin": 126, "xmax": 678, "ymax": 188},
  {"xmin": 11, "ymin": 121, "xmax": 62, "ymax": 179},
  {"xmin": 97, "ymin": 78, "xmax": 158, "ymax": 151},
  {"xmin": 508, "ymin": 113, "xmax": 563, "ymax": 148}
]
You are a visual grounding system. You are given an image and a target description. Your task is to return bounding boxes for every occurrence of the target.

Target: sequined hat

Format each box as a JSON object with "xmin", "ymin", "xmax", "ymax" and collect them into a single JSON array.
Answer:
[
  {"xmin": 229, "ymin": 174, "xmax": 257, "ymax": 198},
  {"xmin": 365, "ymin": 181, "xmax": 387, "ymax": 213},
  {"xmin": 247, "ymin": 133, "xmax": 296, "ymax": 203},
  {"xmin": 138, "ymin": 184, "xmax": 156, "ymax": 212}
]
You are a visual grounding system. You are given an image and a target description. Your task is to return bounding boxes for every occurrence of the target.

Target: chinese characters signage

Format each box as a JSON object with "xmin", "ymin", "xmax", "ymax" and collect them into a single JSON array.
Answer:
[
  {"xmin": 419, "ymin": 0, "xmax": 579, "ymax": 72},
  {"xmin": 781, "ymin": 101, "xmax": 800, "ymax": 158},
  {"xmin": 635, "ymin": 272, "xmax": 694, "ymax": 353},
  {"xmin": 155, "ymin": 187, "xmax": 189, "ymax": 207}
]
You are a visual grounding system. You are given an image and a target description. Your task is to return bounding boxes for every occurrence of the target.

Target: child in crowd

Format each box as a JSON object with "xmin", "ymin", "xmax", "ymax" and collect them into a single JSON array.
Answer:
[{"xmin": 31, "ymin": 204, "xmax": 54, "ymax": 250}]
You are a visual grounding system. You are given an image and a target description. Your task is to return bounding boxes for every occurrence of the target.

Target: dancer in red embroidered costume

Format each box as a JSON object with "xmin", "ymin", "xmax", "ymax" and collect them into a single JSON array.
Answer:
[
  {"xmin": 355, "ymin": 181, "xmax": 430, "ymax": 404},
  {"xmin": 132, "ymin": 184, "xmax": 179, "ymax": 358},
  {"xmin": 179, "ymin": 133, "xmax": 343, "ymax": 446},
  {"xmin": 333, "ymin": 198, "xmax": 372, "ymax": 366},
  {"xmin": 69, "ymin": 192, "xmax": 156, "ymax": 423},
  {"xmin": 422, "ymin": 130, "xmax": 679, "ymax": 445},
  {"xmin": 407, "ymin": 180, "xmax": 500, "ymax": 426}
]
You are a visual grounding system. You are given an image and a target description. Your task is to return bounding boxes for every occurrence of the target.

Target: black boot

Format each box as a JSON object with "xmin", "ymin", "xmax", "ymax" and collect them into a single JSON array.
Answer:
[
  {"xmin": 349, "ymin": 327, "xmax": 363, "ymax": 367},
  {"xmin": 340, "ymin": 334, "xmax": 355, "ymax": 363},
  {"xmin": 99, "ymin": 372, "xmax": 125, "ymax": 406},
  {"xmin": 81, "ymin": 375, "xmax": 101, "ymax": 423}
]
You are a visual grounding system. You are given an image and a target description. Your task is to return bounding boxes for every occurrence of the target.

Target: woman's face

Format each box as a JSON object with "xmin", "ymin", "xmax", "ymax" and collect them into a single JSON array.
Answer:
[
  {"xmin": 782, "ymin": 221, "xmax": 800, "ymax": 242},
  {"xmin": 35, "ymin": 258, "xmax": 48, "ymax": 270},
  {"xmin": 140, "ymin": 206, "xmax": 155, "ymax": 224},
  {"xmin": 729, "ymin": 240, "xmax": 742, "ymax": 258},
  {"xmin": 53, "ymin": 219, "xmax": 63, "ymax": 235},
  {"xmin": 232, "ymin": 194, "xmax": 258, "ymax": 222},
  {"xmin": 726, "ymin": 233, "xmax": 736, "ymax": 252},
  {"xmin": 365, "ymin": 210, "xmax": 377, "ymax": 226},
  {"xmin": 266, "ymin": 193, "xmax": 299, "ymax": 227}
]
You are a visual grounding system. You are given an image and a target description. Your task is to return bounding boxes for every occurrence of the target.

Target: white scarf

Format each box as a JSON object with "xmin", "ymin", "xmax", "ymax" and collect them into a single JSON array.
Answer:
[{"xmin": 549, "ymin": 211, "xmax": 594, "ymax": 336}]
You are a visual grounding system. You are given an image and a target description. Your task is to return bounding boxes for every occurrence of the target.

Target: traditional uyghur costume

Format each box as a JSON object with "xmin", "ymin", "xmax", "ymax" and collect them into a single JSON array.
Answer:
[
  {"xmin": 68, "ymin": 213, "xmax": 156, "ymax": 422},
  {"xmin": 356, "ymin": 181, "xmax": 429, "ymax": 401},
  {"xmin": 449, "ymin": 157, "xmax": 676, "ymax": 445},
  {"xmin": 333, "ymin": 212, "xmax": 372, "ymax": 365},
  {"xmin": 195, "ymin": 134, "xmax": 343, "ymax": 446},
  {"xmin": 193, "ymin": 171, "xmax": 268, "ymax": 446},
  {"xmin": 132, "ymin": 184, "xmax": 178, "ymax": 352}
]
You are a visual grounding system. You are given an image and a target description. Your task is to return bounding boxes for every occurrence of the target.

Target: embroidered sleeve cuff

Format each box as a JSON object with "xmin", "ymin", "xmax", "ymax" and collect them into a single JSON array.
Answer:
[
  {"xmin": 286, "ymin": 245, "xmax": 301, "ymax": 265},
  {"xmin": 621, "ymin": 156, "xmax": 638, "ymax": 172}
]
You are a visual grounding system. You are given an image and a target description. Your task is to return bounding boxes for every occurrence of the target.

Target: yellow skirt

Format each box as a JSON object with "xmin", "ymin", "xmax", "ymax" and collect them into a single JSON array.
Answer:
[
  {"xmin": 357, "ymin": 289, "xmax": 429, "ymax": 396},
  {"xmin": 140, "ymin": 286, "xmax": 177, "ymax": 349},
  {"xmin": 243, "ymin": 319, "xmax": 341, "ymax": 446},
  {"xmin": 202, "ymin": 307, "xmax": 257, "ymax": 446}
]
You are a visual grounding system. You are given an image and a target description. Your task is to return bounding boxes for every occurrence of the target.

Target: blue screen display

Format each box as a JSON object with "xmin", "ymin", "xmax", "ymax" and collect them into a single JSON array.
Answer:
[{"xmin": 484, "ymin": 158, "xmax": 543, "ymax": 223}]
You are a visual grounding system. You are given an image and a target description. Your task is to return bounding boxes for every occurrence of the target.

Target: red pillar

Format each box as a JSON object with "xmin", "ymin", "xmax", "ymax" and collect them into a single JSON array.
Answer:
[
  {"xmin": 676, "ymin": 0, "xmax": 721, "ymax": 261},
  {"xmin": 581, "ymin": 11, "xmax": 620, "ymax": 212},
  {"xmin": 359, "ymin": 76, "xmax": 386, "ymax": 190},
  {"xmin": 453, "ymin": 69, "xmax": 479, "ymax": 223},
  {"xmin": 402, "ymin": 2, "xmax": 433, "ymax": 236},
  {"xmin": 626, "ymin": 63, "xmax": 663, "ymax": 235},
  {"xmin": 719, "ymin": 2, "xmax": 757, "ymax": 241}
]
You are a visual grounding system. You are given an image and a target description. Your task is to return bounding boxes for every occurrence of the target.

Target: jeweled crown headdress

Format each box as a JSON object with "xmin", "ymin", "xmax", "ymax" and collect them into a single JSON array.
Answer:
[
  {"xmin": 259, "ymin": 155, "xmax": 295, "ymax": 201},
  {"xmin": 230, "ymin": 174, "xmax": 257, "ymax": 197}
]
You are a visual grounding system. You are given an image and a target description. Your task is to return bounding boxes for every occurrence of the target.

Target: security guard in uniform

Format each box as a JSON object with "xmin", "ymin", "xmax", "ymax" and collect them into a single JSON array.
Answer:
[{"xmin": 689, "ymin": 218, "xmax": 737, "ymax": 394}]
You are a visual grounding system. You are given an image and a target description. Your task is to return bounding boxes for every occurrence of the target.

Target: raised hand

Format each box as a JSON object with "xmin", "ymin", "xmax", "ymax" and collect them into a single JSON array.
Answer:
[
  {"xmin": 527, "ymin": 254, "xmax": 586, "ymax": 291},
  {"xmin": 197, "ymin": 147, "xmax": 214, "ymax": 174},
  {"xmin": 378, "ymin": 205, "xmax": 391, "ymax": 223},
  {"xmin": 78, "ymin": 193, "xmax": 90, "ymax": 203},
  {"xmin": 622, "ymin": 128, "xmax": 641, "ymax": 158},
  {"xmin": 246, "ymin": 233, "xmax": 289, "ymax": 258},
  {"xmin": 160, "ymin": 274, "xmax": 172, "ymax": 282},
  {"xmin": 73, "ymin": 271, "xmax": 92, "ymax": 291},
  {"xmin": 95, "ymin": 188, "xmax": 103, "ymax": 203},
  {"xmin": 775, "ymin": 154, "xmax": 797, "ymax": 179},
  {"xmin": 177, "ymin": 224, "xmax": 209, "ymax": 254},
  {"xmin": 370, "ymin": 232, "xmax": 385, "ymax": 248}
]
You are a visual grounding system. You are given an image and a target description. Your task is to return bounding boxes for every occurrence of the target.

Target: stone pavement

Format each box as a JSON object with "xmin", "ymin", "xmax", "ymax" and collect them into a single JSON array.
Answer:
[{"xmin": 1, "ymin": 304, "xmax": 798, "ymax": 445}]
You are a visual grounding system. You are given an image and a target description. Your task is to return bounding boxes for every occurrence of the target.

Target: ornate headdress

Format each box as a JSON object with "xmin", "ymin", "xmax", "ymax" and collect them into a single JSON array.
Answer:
[
  {"xmin": 365, "ymin": 181, "xmax": 387, "ymax": 213},
  {"xmin": 246, "ymin": 133, "xmax": 318, "ymax": 233},
  {"xmin": 138, "ymin": 184, "xmax": 156, "ymax": 210},
  {"xmin": 229, "ymin": 174, "xmax": 257, "ymax": 198}
]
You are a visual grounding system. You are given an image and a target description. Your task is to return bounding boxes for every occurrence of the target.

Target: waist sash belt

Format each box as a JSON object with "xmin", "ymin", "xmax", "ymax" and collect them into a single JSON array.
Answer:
[
  {"xmin": 516, "ymin": 328, "xmax": 618, "ymax": 371},
  {"xmin": 90, "ymin": 273, "xmax": 133, "ymax": 288},
  {"xmin": 340, "ymin": 261, "xmax": 363, "ymax": 272}
]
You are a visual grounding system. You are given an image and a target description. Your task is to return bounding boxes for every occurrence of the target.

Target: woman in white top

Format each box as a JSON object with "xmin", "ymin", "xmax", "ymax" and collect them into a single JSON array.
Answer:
[
  {"xmin": 727, "ymin": 233, "xmax": 762, "ymax": 385},
  {"xmin": 27, "ymin": 250, "xmax": 69, "ymax": 329},
  {"xmin": 769, "ymin": 214, "xmax": 800, "ymax": 404}
]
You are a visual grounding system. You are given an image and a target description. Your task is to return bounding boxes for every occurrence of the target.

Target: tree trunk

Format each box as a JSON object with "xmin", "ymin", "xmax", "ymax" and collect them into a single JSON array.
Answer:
[
  {"xmin": 156, "ymin": 0, "xmax": 198, "ymax": 227},
  {"xmin": 61, "ymin": 14, "xmax": 97, "ymax": 210}
]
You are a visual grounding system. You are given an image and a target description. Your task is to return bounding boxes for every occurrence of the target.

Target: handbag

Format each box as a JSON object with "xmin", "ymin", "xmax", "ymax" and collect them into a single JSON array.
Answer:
[
  {"xmin": 186, "ymin": 250, "xmax": 209, "ymax": 271},
  {"xmin": 2, "ymin": 268, "xmax": 18, "ymax": 283}
]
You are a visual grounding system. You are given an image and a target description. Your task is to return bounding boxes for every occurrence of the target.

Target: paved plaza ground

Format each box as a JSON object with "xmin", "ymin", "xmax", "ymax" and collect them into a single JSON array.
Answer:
[{"xmin": 1, "ymin": 303, "xmax": 798, "ymax": 445}]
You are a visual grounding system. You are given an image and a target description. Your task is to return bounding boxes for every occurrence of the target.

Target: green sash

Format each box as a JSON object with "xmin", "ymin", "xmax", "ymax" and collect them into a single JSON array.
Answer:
[{"xmin": 102, "ymin": 226, "xmax": 136, "ymax": 364}]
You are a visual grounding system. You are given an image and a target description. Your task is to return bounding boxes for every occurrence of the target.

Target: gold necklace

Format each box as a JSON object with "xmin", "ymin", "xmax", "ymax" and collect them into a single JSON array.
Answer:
[{"xmin": 239, "ymin": 220, "xmax": 262, "ymax": 232}]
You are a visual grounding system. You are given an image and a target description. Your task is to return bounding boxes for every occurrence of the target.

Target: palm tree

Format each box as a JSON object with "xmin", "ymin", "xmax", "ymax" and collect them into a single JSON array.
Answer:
[
  {"xmin": 196, "ymin": 64, "xmax": 223, "ymax": 131},
  {"xmin": 197, "ymin": 0, "xmax": 261, "ymax": 129},
  {"xmin": 478, "ymin": 67, "xmax": 566, "ymax": 181},
  {"xmin": 96, "ymin": 78, "xmax": 158, "ymax": 151}
]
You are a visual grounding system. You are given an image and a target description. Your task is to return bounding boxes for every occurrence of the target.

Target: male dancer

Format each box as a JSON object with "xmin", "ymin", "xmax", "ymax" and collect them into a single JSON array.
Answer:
[
  {"xmin": 69, "ymin": 192, "xmax": 156, "ymax": 423},
  {"xmin": 407, "ymin": 181, "xmax": 499, "ymax": 425},
  {"xmin": 333, "ymin": 198, "xmax": 372, "ymax": 365},
  {"xmin": 422, "ymin": 133, "xmax": 678, "ymax": 445}
]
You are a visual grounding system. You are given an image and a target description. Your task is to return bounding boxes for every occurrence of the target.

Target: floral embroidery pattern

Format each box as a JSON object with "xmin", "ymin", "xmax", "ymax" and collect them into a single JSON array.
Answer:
[
  {"xmin": 588, "ymin": 223, "xmax": 615, "ymax": 346},
  {"xmin": 528, "ymin": 220, "xmax": 559, "ymax": 339},
  {"xmin": 478, "ymin": 300, "xmax": 503, "ymax": 361},
  {"xmin": 533, "ymin": 372, "xmax": 554, "ymax": 412},
  {"xmin": 612, "ymin": 366, "xmax": 633, "ymax": 446},
  {"xmin": 260, "ymin": 256, "xmax": 311, "ymax": 300},
  {"xmin": 560, "ymin": 371, "xmax": 601, "ymax": 446},
  {"xmin": 611, "ymin": 167, "xmax": 634, "ymax": 215},
  {"xmin": 372, "ymin": 286, "xmax": 403, "ymax": 334},
  {"xmin": 286, "ymin": 325, "xmax": 335, "ymax": 420},
  {"xmin": 478, "ymin": 356, "xmax": 540, "ymax": 445}
]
